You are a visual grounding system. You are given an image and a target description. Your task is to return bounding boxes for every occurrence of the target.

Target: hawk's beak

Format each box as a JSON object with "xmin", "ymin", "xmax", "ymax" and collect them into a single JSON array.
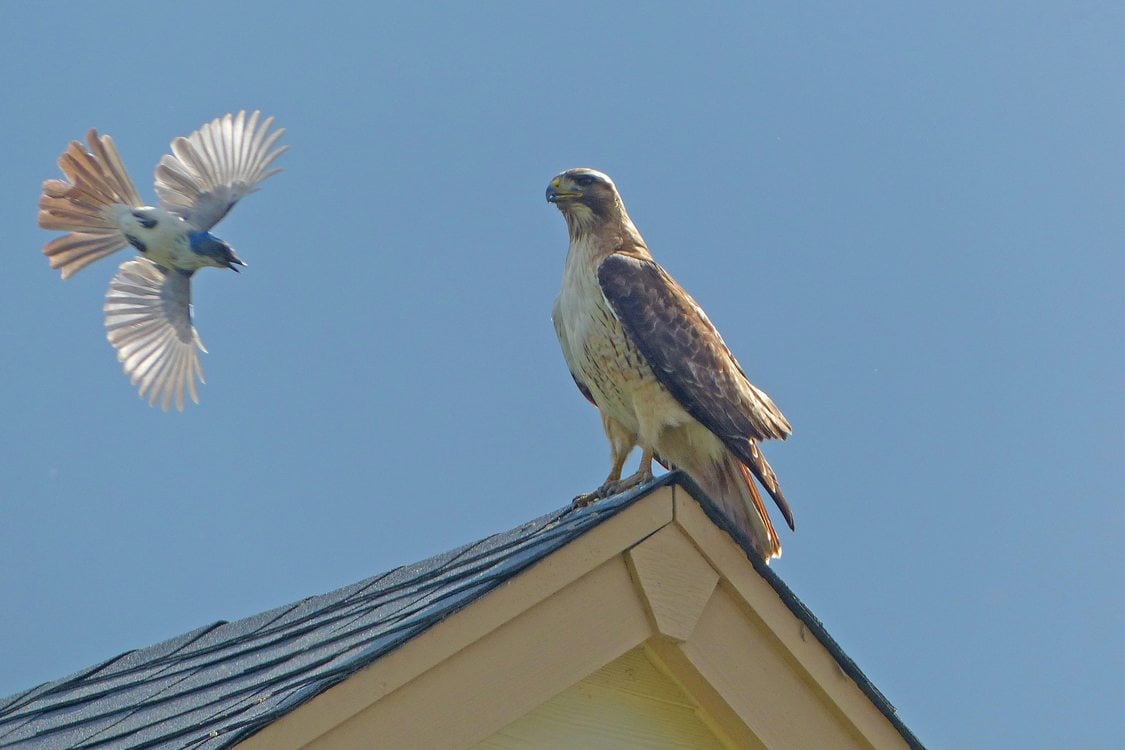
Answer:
[{"xmin": 546, "ymin": 178, "xmax": 581, "ymax": 204}]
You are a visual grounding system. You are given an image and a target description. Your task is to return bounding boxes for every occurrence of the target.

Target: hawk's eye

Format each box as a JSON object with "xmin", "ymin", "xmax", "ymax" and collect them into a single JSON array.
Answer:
[{"xmin": 575, "ymin": 175, "xmax": 595, "ymax": 187}]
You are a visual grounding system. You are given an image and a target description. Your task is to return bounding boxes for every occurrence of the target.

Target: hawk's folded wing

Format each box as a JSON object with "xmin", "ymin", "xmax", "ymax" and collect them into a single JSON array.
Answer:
[{"xmin": 597, "ymin": 252, "xmax": 795, "ymax": 529}]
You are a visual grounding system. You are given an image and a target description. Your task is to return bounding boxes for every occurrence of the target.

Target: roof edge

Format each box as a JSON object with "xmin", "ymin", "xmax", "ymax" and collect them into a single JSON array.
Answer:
[{"xmin": 669, "ymin": 471, "xmax": 925, "ymax": 750}]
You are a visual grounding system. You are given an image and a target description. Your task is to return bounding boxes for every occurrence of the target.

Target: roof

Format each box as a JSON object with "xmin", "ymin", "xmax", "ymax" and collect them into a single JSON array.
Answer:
[{"xmin": 0, "ymin": 472, "xmax": 923, "ymax": 750}]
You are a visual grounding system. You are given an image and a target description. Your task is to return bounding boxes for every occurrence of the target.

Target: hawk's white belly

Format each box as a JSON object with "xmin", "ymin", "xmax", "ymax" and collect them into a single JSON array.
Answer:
[{"xmin": 557, "ymin": 245, "xmax": 695, "ymax": 446}]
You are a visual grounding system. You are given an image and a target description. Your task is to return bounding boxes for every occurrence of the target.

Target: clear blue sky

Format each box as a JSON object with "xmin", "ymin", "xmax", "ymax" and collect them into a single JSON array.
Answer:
[{"xmin": 1, "ymin": 4, "xmax": 1122, "ymax": 747}]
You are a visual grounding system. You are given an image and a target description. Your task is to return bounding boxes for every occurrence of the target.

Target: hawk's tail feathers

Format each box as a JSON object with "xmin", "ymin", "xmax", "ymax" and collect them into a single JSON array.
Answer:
[
  {"xmin": 739, "ymin": 440, "xmax": 795, "ymax": 531},
  {"xmin": 692, "ymin": 452, "xmax": 783, "ymax": 562},
  {"xmin": 39, "ymin": 130, "xmax": 139, "ymax": 278}
]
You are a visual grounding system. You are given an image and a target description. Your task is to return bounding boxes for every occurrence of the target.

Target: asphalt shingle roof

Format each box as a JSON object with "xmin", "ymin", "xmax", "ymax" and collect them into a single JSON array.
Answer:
[{"xmin": 0, "ymin": 473, "xmax": 923, "ymax": 750}]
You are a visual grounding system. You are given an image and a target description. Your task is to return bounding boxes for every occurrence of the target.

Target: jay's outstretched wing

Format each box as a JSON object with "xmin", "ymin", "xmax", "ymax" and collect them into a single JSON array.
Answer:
[
  {"xmin": 155, "ymin": 110, "xmax": 288, "ymax": 231},
  {"xmin": 104, "ymin": 258, "xmax": 205, "ymax": 411}
]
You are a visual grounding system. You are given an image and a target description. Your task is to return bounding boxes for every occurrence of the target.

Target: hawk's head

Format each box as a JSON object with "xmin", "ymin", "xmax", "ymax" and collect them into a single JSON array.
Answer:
[{"xmin": 546, "ymin": 168, "xmax": 622, "ymax": 229}]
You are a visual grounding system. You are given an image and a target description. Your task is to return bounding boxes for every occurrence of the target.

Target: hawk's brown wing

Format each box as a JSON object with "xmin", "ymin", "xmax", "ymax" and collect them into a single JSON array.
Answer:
[{"xmin": 597, "ymin": 252, "xmax": 795, "ymax": 529}]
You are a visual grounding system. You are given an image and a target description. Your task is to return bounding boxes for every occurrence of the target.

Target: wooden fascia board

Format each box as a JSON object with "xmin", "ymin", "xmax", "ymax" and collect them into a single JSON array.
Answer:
[
  {"xmin": 306, "ymin": 554, "xmax": 653, "ymax": 749},
  {"xmin": 626, "ymin": 520, "xmax": 882, "ymax": 748},
  {"xmin": 677, "ymin": 581, "xmax": 876, "ymax": 749},
  {"xmin": 669, "ymin": 484, "xmax": 912, "ymax": 750},
  {"xmin": 236, "ymin": 487, "xmax": 675, "ymax": 750}
]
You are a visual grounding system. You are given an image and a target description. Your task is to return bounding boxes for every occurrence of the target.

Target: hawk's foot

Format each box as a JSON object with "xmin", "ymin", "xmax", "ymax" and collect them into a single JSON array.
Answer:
[
  {"xmin": 571, "ymin": 490, "xmax": 602, "ymax": 509},
  {"xmin": 612, "ymin": 467, "xmax": 654, "ymax": 494},
  {"xmin": 571, "ymin": 468, "xmax": 655, "ymax": 509}
]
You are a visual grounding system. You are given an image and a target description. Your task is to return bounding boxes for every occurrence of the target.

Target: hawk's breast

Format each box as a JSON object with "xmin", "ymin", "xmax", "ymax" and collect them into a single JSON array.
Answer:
[{"xmin": 558, "ymin": 247, "xmax": 688, "ymax": 434}]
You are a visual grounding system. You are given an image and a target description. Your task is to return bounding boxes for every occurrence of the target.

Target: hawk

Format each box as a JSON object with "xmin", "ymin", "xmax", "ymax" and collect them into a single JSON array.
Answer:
[{"xmin": 548, "ymin": 168, "xmax": 794, "ymax": 560}]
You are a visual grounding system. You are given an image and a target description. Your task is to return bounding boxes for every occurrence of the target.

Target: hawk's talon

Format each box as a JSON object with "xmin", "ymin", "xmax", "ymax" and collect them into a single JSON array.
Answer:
[
  {"xmin": 571, "ymin": 467, "xmax": 654, "ymax": 509},
  {"xmin": 612, "ymin": 468, "xmax": 654, "ymax": 494},
  {"xmin": 571, "ymin": 491, "xmax": 601, "ymax": 509},
  {"xmin": 572, "ymin": 483, "xmax": 614, "ymax": 508}
]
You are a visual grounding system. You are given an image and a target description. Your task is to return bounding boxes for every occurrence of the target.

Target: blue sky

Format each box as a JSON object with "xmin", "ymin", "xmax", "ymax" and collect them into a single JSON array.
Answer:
[{"xmin": 1, "ymin": 3, "xmax": 1122, "ymax": 746}]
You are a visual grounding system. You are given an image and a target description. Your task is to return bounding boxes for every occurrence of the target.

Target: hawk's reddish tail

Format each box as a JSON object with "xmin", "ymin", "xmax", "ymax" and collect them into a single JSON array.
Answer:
[{"xmin": 684, "ymin": 450, "xmax": 783, "ymax": 561}]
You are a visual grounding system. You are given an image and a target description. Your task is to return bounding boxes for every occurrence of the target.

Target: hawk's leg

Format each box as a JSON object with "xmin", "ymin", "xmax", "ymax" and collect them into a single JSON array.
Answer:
[
  {"xmin": 612, "ymin": 447, "xmax": 655, "ymax": 493},
  {"xmin": 572, "ymin": 447, "xmax": 654, "ymax": 508}
]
